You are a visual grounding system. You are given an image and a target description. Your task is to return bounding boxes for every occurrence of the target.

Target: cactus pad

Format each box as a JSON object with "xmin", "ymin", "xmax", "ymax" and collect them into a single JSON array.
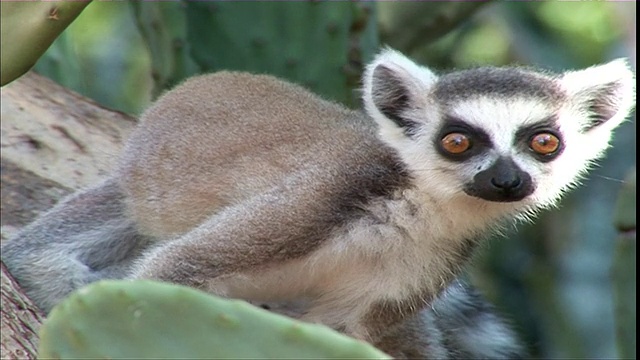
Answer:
[{"xmin": 38, "ymin": 280, "xmax": 390, "ymax": 359}]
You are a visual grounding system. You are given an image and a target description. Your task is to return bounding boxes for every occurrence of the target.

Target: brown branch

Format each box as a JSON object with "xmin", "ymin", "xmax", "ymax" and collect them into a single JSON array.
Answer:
[{"xmin": 0, "ymin": 72, "xmax": 137, "ymax": 359}]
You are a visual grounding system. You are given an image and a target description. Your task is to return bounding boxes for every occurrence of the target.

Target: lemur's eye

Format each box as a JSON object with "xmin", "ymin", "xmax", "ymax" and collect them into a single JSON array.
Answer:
[
  {"xmin": 441, "ymin": 133, "xmax": 471, "ymax": 154},
  {"xmin": 530, "ymin": 133, "xmax": 560, "ymax": 155}
]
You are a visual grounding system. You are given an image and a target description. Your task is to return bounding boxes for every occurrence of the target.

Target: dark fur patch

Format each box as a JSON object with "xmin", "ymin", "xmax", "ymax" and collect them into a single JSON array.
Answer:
[
  {"xmin": 147, "ymin": 142, "xmax": 413, "ymax": 287},
  {"xmin": 361, "ymin": 234, "xmax": 480, "ymax": 342},
  {"xmin": 363, "ymin": 287, "xmax": 434, "ymax": 341},
  {"xmin": 514, "ymin": 116, "xmax": 565, "ymax": 162},
  {"xmin": 371, "ymin": 65, "xmax": 421, "ymax": 136},
  {"xmin": 434, "ymin": 67, "xmax": 565, "ymax": 104},
  {"xmin": 435, "ymin": 116, "xmax": 494, "ymax": 161},
  {"xmin": 432, "ymin": 280, "xmax": 529, "ymax": 358},
  {"xmin": 447, "ymin": 237, "xmax": 478, "ymax": 270},
  {"xmin": 513, "ymin": 116, "xmax": 559, "ymax": 144}
]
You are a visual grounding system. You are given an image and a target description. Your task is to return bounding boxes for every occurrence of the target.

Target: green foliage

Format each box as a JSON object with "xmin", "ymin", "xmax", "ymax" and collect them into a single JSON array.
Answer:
[
  {"xmin": 0, "ymin": 1, "xmax": 91, "ymax": 86},
  {"xmin": 613, "ymin": 168, "xmax": 636, "ymax": 233},
  {"xmin": 612, "ymin": 168, "xmax": 636, "ymax": 359},
  {"xmin": 182, "ymin": 2, "xmax": 377, "ymax": 106},
  {"xmin": 378, "ymin": 1, "xmax": 491, "ymax": 52},
  {"xmin": 31, "ymin": 1, "xmax": 378, "ymax": 110},
  {"xmin": 38, "ymin": 280, "xmax": 390, "ymax": 359},
  {"xmin": 401, "ymin": 2, "xmax": 630, "ymax": 71},
  {"xmin": 130, "ymin": 2, "xmax": 199, "ymax": 99},
  {"xmin": 32, "ymin": 1, "xmax": 152, "ymax": 114},
  {"xmin": 534, "ymin": 2, "xmax": 624, "ymax": 66}
]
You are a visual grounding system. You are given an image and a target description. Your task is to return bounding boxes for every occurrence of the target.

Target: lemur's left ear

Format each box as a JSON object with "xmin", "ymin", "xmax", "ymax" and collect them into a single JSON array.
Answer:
[
  {"xmin": 559, "ymin": 59, "xmax": 635, "ymax": 132},
  {"xmin": 363, "ymin": 48, "xmax": 438, "ymax": 136}
]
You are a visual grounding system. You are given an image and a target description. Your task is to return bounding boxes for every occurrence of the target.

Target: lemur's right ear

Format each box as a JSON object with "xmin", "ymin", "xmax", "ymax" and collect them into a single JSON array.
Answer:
[
  {"xmin": 559, "ymin": 58, "xmax": 635, "ymax": 133},
  {"xmin": 363, "ymin": 48, "xmax": 438, "ymax": 136}
]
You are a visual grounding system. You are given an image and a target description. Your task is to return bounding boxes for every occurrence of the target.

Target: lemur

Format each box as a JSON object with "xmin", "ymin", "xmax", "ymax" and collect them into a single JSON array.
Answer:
[{"xmin": 2, "ymin": 48, "xmax": 634, "ymax": 358}]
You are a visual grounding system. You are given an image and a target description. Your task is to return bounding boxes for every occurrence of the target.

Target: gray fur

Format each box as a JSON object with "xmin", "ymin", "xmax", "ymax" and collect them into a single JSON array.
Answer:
[
  {"xmin": 432, "ymin": 280, "xmax": 527, "ymax": 359},
  {"xmin": 1, "ymin": 178, "xmax": 153, "ymax": 312},
  {"xmin": 434, "ymin": 67, "xmax": 565, "ymax": 104},
  {"xmin": 371, "ymin": 279, "xmax": 528, "ymax": 359}
]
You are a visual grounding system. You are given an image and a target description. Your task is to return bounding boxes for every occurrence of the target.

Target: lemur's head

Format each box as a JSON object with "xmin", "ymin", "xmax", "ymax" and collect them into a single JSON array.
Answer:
[{"xmin": 363, "ymin": 49, "xmax": 635, "ymax": 212}]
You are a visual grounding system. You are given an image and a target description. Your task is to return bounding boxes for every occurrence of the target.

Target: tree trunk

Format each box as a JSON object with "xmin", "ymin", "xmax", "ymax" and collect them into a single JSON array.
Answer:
[{"xmin": 0, "ymin": 72, "xmax": 136, "ymax": 359}]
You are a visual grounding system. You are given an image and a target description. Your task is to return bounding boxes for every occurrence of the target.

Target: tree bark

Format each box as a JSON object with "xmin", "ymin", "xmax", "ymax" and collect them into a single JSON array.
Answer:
[
  {"xmin": 0, "ymin": 72, "xmax": 136, "ymax": 359},
  {"xmin": 1, "ymin": 262, "xmax": 45, "ymax": 359}
]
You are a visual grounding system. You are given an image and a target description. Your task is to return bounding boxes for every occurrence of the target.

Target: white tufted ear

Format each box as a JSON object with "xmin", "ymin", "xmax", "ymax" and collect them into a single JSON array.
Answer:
[
  {"xmin": 362, "ymin": 48, "xmax": 439, "ymax": 136},
  {"xmin": 559, "ymin": 58, "xmax": 635, "ymax": 133}
]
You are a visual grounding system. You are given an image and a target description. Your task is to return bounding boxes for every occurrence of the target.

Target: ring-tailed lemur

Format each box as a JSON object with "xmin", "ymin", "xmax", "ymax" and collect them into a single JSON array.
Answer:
[{"xmin": 2, "ymin": 48, "xmax": 634, "ymax": 358}]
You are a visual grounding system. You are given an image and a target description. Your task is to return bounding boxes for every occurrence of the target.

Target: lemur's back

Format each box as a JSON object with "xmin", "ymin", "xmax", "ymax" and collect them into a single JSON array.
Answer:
[{"xmin": 117, "ymin": 72, "xmax": 397, "ymax": 239}]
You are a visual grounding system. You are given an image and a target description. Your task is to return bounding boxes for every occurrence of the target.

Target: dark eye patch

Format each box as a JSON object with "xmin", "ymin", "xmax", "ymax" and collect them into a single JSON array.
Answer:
[
  {"xmin": 435, "ymin": 116, "xmax": 493, "ymax": 161},
  {"xmin": 514, "ymin": 116, "xmax": 564, "ymax": 162}
]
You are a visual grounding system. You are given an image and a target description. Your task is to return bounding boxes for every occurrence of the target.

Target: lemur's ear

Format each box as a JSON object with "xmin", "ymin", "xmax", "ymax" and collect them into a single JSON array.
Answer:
[
  {"xmin": 363, "ymin": 48, "xmax": 438, "ymax": 136},
  {"xmin": 559, "ymin": 59, "xmax": 635, "ymax": 132}
]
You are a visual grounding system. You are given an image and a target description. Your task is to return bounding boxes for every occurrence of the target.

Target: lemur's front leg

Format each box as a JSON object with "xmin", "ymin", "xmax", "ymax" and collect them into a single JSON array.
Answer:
[
  {"xmin": 129, "ymin": 179, "xmax": 329, "ymax": 287},
  {"xmin": 128, "ymin": 176, "xmax": 427, "ymax": 343}
]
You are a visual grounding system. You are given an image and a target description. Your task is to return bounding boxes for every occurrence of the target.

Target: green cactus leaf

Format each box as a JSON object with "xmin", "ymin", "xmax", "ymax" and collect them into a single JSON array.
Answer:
[
  {"xmin": 130, "ymin": 2, "xmax": 200, "ymax": 99},
  {"xmin": 183, "ymin": 2, "xmax": 378, "ymax": 106},
  {"xmin": 0, "ymin": 1, "xmax": 92, "ymax": 86},
  {"xmin": 38, "ymin": 280, "xmax": 391, "ymax": 359}
]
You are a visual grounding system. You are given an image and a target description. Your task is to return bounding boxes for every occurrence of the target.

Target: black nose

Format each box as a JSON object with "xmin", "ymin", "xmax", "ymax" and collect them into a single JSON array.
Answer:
[
  {"xmin": 491, "ymin": 174, "xmax": 522, "ymax": 191},
  {"xmin": 464, "ymin": 157, "xmax": 535, "ymax": 202}
]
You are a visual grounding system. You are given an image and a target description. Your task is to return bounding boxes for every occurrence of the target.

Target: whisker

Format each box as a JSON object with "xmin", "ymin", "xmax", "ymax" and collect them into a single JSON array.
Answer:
[{"xmin": 594, "ymin": 174, "xmax": 625, "ymax": 183}]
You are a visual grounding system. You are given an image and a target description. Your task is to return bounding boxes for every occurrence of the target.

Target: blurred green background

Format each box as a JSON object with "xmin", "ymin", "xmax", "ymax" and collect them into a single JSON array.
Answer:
[{"xmin": 27, "ymin": 1, "xmax": 637, "ymax": 358}]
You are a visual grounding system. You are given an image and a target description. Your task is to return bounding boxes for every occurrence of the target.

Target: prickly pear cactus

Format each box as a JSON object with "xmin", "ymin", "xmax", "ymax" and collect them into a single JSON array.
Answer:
[
  {"xmin": 129, "ymin": 2, "xmax": 199, "ymax": 99},
  {"xmin": 183, "ymin": 1, "xmax": 378, "ymax": 106},
  {"xmin": 38, "ymin": 280, "xmax": 391, "ymax": 359},
  {"xmin": 0, "ymin": 1, "xmax": 91, "ymax": 86}
]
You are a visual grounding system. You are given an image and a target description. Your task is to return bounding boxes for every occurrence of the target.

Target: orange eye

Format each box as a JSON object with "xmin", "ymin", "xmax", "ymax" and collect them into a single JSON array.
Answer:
[
  {"xmin": 530, "ymin": 133, "xmax": 560, "ymax": 155},
  {"xmin": 441, "ymin": 133, "xmax": 471, "ymax": 154}
]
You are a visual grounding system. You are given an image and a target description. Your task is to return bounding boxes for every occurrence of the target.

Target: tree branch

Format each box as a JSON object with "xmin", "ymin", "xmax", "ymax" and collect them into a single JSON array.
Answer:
[{"xmin": 0, "ymin": 72, "xmax": 136, "ymax": 359}]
